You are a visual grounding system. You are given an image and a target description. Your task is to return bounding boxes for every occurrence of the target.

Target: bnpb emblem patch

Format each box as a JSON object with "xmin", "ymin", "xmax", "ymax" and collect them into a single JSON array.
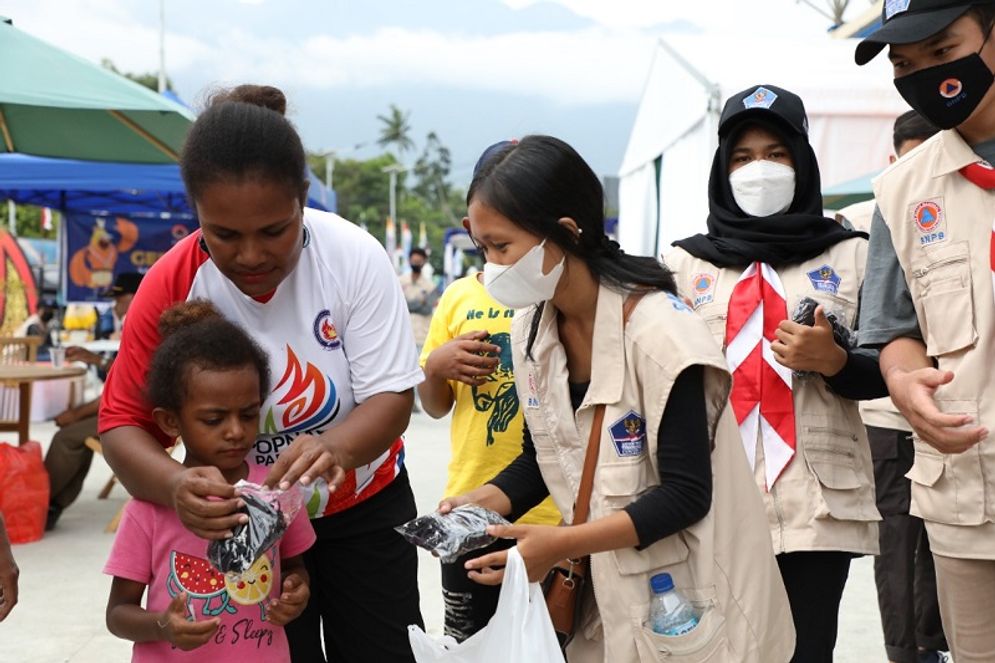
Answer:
[
  {"xmin": 691, "ymin": 273, "xmax": 715, "ymax": 308},
  {"xmin": 912, "ymin": 199, "xmax": 946, "ymax": 245}
]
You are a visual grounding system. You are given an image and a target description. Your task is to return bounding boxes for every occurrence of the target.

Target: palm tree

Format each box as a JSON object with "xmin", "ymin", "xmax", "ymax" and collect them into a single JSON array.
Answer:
[{"xmin": 377, "ymin": 104, "xmax": 415, "ymax": 158}]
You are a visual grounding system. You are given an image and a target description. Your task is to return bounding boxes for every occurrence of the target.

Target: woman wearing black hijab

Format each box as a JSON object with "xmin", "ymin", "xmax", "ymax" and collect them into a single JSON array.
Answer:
[{"xmin": 668, "ymin": 84, "xmax": 887, "ymax": 663}]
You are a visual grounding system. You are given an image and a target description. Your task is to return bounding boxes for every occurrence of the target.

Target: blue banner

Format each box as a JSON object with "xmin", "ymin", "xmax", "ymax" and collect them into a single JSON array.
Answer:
[{"xmin": 63, "ymin": 214, "xmax": 198, "ymax": 302}]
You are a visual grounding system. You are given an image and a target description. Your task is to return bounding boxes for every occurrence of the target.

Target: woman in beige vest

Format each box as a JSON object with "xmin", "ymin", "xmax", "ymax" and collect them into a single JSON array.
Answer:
[
  {"xmin": 442, "ymin": 136, "xmax": 794, "ymax": 662},
  {"xmin": 667, "ymin": 84, "xmax": 887, "ymax": 663}
]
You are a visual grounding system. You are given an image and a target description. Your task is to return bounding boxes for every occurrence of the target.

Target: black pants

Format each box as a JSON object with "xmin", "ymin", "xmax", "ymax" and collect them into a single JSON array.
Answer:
[
  {"xmin": 440, "ymin": 537, "xmax": 515, "ymax": 642},
  {"xmin": 777, "ymin": 550, "xmax": 852, "ymax": 663},
  {"xmin": 286, "ymin": 471, "xmax": 423, "ymax": 663},
  {"xmin": 867, "ymin": 426, "xmax": 947, "ymax": 662}
]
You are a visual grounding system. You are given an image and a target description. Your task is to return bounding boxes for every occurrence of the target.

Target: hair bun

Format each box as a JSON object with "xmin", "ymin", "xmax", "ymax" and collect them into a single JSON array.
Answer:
[
  {"xmin": 208, "ymin": 84, "xmax": 287, "ymax": 116},
  {"xmin": 157, "ymin": 300, "xmax": 222, "ymax": 338}
]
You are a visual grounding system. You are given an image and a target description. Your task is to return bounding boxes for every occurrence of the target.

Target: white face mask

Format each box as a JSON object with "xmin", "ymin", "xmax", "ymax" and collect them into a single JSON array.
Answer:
[
  {"xmin": 729, "ymin": 159, "xmax": 796, "ymax": 217},
  {"xmin": 483, "ymin": 240, "xmax": 564, "ymax": 309}
]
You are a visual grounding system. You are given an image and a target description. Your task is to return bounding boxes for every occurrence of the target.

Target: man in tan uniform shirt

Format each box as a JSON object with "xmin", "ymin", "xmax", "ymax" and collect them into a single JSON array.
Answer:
[
  {"xmin": 856, "ymin": 3, "xmax": 995, "ymax": 660},
  {"xmin": 838, "ymin": 111, "xmax": 948, "ymax": 663}
]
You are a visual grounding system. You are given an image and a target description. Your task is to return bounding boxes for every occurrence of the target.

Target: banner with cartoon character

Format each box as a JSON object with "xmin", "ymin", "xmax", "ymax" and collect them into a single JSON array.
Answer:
[{"xmin": 63, "ymin": 214, "xmax": 198, "ymax": 301}]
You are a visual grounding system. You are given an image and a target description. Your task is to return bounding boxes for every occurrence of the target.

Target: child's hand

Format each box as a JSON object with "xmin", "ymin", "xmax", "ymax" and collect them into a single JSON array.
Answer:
[
  {"xmin": 424, "ymin": 331, "xmax": 501, "ymax": 386},
  {"xmin": 158, "ymin": 592, "xmax": 220, "ymax": 651},
  {"xmin": 266, "ymin": 573, "xmax": 310, "ymax": 626}
]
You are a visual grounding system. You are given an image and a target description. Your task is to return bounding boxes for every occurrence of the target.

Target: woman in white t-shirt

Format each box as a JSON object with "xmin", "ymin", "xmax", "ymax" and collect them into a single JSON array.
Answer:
[{"xmin": 99, "ymin": 85, "xmax": 424, "ymax": 662}]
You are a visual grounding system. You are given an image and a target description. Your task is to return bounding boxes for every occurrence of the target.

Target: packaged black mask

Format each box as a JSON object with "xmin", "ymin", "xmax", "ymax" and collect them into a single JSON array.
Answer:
[{"xmin": 395, "ymin": 504, "xmax": 510, "ymax": 563}]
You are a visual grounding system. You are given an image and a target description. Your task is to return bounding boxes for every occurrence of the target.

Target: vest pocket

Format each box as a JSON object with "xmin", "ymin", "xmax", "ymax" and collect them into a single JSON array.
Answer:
[
  {"xmin": 631, "ymin": 589, "xmax": 732, "ymax": 662},
  {"xmin": 803, "ymin": 429, "xmax": 877, "ymax": 522},
  {"xmin": 910, "ymin": 242, "xmax": 977, "ymax": 357},
  {"xmin": 907, "ymin": 400, "xmax": 986, "ymax": 526}
]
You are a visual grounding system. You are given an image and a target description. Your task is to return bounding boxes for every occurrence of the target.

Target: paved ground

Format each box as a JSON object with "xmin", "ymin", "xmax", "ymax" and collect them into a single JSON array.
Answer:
[{"xmin": 3, "ymin": 413, "xmax": 894, "ymax": 662}]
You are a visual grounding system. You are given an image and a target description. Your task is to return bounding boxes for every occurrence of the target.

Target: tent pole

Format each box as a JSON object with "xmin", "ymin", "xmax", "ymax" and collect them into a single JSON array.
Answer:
[
  {"xmin": 0, "ymin": 108, "xmax": 15, "ymax": 152},
  {"xmin": 107, "ymin": 110, "xmax": 179, "ymax": 161}
]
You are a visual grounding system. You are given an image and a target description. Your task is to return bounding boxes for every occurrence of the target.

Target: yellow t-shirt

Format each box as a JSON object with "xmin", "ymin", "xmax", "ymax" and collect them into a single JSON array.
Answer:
[{"xmin": 420, "ymin": 275, "xmax": 560, "ymax": 526}]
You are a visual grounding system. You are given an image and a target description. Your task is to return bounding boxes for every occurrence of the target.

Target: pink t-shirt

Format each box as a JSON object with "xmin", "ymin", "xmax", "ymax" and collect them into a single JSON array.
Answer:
[{"xmin": 103, "ymin": 464, "xmax": 316, "ymax": 663}]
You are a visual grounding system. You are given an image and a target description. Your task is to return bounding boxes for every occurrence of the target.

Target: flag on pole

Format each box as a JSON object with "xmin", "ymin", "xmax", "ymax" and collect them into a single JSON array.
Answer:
[
  {"xmin": 400, "ymin": 221, "xmax": 413, "ymax": 272},
  {"xmin": 40, "ymin": 207, "xmax": 53, "ymax": 232},
  {"xmin": 418, "ymin": 221, "xmax": 428, "ymax": 251},
  {"xmin": 385, "ymin": 217, "xmax": 397, "ymax": 272}
]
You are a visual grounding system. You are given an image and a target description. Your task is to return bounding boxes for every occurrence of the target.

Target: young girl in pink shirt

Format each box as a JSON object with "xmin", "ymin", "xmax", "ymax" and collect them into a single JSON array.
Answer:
[{"xmin": 103, "ymin": 301, "xmax": 315, "ymax": 662}]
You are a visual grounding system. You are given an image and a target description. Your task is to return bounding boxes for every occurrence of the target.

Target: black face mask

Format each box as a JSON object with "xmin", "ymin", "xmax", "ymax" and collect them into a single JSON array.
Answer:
[
  {"xmin": 410, "ymin": 264, "xmax": 423, "ymax": 274},
  {"xmin": 895, "ymin": 34, "xmax": 995, "ymax": 130}
]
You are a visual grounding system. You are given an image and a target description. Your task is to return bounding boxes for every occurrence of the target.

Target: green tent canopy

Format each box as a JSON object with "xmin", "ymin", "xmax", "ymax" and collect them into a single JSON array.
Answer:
[
  {"xmin": 822, "ymin": 170, "xmax": 880, "ymax": 211},
  {"xmin": 0, "ymin": 16, "xmax": 194, "ymax": 163}
]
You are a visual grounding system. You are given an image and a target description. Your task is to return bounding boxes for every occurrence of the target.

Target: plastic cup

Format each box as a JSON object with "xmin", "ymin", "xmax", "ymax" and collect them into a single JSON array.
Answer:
[{"xmin": 50, "ymin": 347, "xmax": 66, "ymax": 368}]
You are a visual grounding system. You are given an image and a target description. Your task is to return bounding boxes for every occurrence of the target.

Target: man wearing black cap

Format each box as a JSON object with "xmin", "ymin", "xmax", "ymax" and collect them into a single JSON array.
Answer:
[
  {"xmin": 44, "ymin": 272, "xmax": 142, "ymax": 530},
  {"xmin": 856, "ymin": 3, "xmax": 995, "ymax": 660}
]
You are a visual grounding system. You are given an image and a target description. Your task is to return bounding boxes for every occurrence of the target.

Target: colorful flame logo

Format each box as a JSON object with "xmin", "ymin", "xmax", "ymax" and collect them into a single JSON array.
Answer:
[{"xmin": 263, "ymin": 346, "xmax": 339, "ymax": 435}]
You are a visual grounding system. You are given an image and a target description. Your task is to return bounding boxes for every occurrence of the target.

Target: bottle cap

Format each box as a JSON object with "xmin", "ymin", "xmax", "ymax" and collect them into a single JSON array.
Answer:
[{"xmin": 650, "ymin": 572, "xmax": 674, "ymax": 594}]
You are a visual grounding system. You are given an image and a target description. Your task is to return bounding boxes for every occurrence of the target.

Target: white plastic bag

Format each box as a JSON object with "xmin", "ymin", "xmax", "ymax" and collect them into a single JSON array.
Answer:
[{"xmin": 408, "ymin": 546, "xmax": 566, "ymax": 663}]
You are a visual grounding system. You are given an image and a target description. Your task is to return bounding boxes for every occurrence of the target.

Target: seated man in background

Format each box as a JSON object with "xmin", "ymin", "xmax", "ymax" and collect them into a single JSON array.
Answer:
[{"xmin": 44, "ymin": 273, "xmax": 142, "ymax": 530}]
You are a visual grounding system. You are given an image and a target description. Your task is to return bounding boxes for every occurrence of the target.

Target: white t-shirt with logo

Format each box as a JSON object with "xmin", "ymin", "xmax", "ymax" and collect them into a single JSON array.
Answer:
[{"xmin": 101, "ymin": 209, "xmax": 423, "ymax": 518}]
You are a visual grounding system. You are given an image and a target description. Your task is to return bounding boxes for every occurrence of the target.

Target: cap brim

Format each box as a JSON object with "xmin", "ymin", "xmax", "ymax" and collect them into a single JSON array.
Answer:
[{"xmin": 855, "ymin": 6, "xmax": 972, "ymax": 65}]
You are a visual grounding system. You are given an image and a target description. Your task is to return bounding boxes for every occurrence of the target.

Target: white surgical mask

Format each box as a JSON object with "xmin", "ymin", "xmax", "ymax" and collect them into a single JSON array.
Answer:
[
  {"xmin": 729, "ymin": 160, "xmax": 796, "ymax": 217},
  {"xmin": 483, "ymin": 240, "xmax": 564, "ymax": 309}
]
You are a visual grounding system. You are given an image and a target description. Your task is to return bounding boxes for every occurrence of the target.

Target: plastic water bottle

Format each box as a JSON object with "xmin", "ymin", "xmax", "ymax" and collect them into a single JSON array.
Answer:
[{"xmin": 649, "ymin": 573, "xmax": 700, "ymax": 636}]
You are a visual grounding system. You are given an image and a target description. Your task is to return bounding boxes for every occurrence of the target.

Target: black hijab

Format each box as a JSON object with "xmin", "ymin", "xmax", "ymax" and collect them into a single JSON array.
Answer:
[{"xmin": 673, "ymin": 84, "xmax": 866, "ymax": 268}]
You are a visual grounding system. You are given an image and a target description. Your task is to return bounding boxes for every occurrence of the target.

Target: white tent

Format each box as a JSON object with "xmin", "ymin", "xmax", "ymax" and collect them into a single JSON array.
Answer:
[{"xmin": 618, "ymin": 34, "xmax": 907, "ymax": 258}]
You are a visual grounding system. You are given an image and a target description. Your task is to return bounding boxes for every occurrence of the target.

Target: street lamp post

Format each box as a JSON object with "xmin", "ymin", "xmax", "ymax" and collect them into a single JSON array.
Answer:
[{"xmin": 382, "ymin": 163, "xmax": 407, "ymax": 229}]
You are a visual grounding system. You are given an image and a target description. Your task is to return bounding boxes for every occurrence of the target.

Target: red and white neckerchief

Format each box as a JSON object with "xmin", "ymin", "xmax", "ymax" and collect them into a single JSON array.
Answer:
[
  {"xmin": 725, "ymin": 262, "xmax": 796, "ymax": 489},
  {"xmin": 959, "ymin": 161, "xmax": 995, "ymax": 307}
]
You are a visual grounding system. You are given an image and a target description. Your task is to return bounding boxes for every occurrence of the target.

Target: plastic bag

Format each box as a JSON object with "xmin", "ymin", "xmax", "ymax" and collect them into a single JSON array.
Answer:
[
  {"xmin": 790, "ymin": 297, "xmax": 856, "ymax": 378},
  {"xmin": 207, "ymin": 480, "xmax": 306, "ymax": 574},
  {"xmin": 0, "ymin": 442, "xmax": 49, "ymax": 544},
  {"xmin": 409, "ymin": 546, "xmax": 565, "ymax": 662},
  {"xmin": 395, "ymin": 504, "xmax": 510, "ymax": 563}
]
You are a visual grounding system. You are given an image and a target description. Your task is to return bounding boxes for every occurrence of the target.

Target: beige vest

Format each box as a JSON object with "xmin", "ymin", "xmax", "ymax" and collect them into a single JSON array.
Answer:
[
  {"xmin": 837, "ymin": 199, "xmax": 913, "ymax": 433},
  {"xmin": 873, "ymin": 129, "xmax": 995, "ymax": 559},
  {"xmin": 667, "ymin": 243, "xmax": 880, "ymax": 556},
  {"xmin": 513, "ymin": 287, "xmax": 794, "ymax": 663}
]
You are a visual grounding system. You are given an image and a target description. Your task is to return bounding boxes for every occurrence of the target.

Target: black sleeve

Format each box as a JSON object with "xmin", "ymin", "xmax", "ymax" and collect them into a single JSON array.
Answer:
[
  {"xmin": 623, "ymin": 365, "xmax": 713, "ymax": 549},
  {"xmin": 823, "ymin": 347, "xmax": 889, "ymax": 400},
  {"xmin": 487, "ymin": 425, "xmax": 551, "ymax": 522}
]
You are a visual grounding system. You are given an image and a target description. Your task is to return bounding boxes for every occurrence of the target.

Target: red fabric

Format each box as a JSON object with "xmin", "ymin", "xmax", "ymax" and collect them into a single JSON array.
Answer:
[
  {"xmin": 0, "ymin": 442, "xmax": 49, "ymax": 543},
  {"xmin": 725, "ymin": 262, "xmax": 796, "ymax": 487},
  {"xmin": 960, "ymin": 161, "xmax": 995, "ymax": 190},
  {"xmin": 98, "ymin": 231, "xmax": 209, "ymax": 446}
]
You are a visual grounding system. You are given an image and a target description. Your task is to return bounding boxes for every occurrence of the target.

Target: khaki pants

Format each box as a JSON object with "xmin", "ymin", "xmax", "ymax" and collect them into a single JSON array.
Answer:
[
  {"xmin": 43, "ymin": 415, "xmax": 99, "ymax": 511},
  {"xmin": 933, "ymin": 553, "xmax": 995, "ymax": 662}
]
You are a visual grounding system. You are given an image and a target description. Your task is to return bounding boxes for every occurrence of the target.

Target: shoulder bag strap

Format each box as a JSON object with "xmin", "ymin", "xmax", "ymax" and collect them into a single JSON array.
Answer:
[{"xmin": 570, "ymin": 291, "xmax": 646, "ymax": 526}]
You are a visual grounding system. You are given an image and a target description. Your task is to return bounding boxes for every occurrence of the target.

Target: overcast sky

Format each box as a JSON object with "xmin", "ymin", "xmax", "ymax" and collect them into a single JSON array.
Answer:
[{"xmin": 0, "ymin": 0, "xmax": 867, "ymax": 182}]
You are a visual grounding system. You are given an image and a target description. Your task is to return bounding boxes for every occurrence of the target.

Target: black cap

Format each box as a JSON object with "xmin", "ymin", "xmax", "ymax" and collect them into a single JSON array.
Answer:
[
  {"xmin": 855, "ymin": 0, "xmax": 987, "ymax": 65},
  {"xmin": 105, "ymin": 272, "xmax": 143, "ymax": 298},
  {"xmin": 718, "ymin": 84, "xmax": 809, "ymax": 138}
]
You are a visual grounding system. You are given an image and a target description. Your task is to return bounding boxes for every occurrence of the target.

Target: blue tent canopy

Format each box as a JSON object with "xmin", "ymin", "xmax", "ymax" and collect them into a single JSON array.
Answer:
[{"xmin": 0, "ymin": 152, "xmax": 336, "ymax": 218}]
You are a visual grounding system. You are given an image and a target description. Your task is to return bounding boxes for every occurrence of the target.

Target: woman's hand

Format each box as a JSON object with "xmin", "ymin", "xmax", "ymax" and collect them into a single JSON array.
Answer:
[
  {"xmin": 771, "ymin": 306, "xmax": 847, "ymax": 376},
  {"xmin": 262, "ymin": 434, "xmax": 346, "ymax": 492},
  {"xmin": 170, "ymin": 466, "xmax": 247, "ymax": 540},
  {"xmin": 158, "ymin": 592, "xmax": 220, "ymax": 651},
  {"xmin": 887, "ymin": 366, "xmax": 986, "ymax": 454},
  {"xmin": 424, "ymin": 331, "xmax": 501, "ymax": 387},
  {"xmin": 266, "ymin": 572, "xmax": 310, "ymax": 626},
  {"xmin": 466, "ymin": 524, "xmax": 569, "ymax": 585}
]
